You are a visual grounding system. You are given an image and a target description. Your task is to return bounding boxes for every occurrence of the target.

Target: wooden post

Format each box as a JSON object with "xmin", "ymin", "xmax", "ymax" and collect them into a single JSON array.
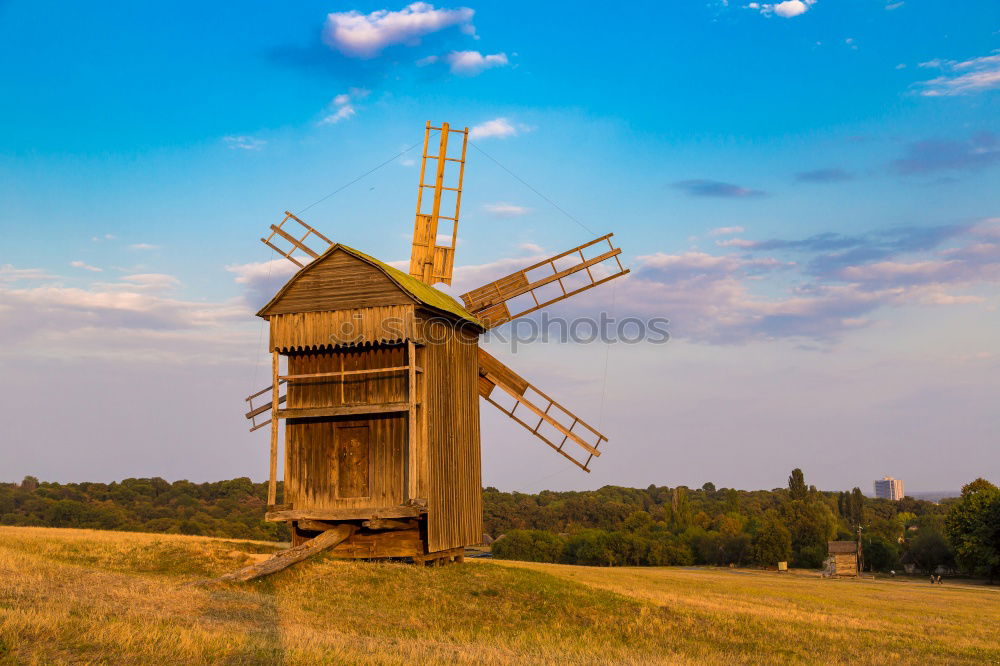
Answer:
[
  {"xmin": 268, "ymin": 349, "xmax": 279, "ymax": 506},
  {"xmin": 407, "ymin": 340, "xmax": 417, "ymax": 501},
  {"xmin": 430, "ymin": 122, "xmax": 450, "ymax": 241}
]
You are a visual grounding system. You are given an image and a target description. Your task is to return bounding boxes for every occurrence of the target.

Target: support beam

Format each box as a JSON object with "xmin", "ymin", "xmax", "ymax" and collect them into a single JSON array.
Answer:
[
  {"xmin": 214, "ymin": 525, "xmax": 355, "ymax": 583},
  {"xmin": 266, "ymin": 506, "xmax": 423, "ymax": 522},
  {"xmin": 407, "ymin": 340, "xmax": 417, "ymax": 501},
  {"xmin": 277, "ymin": 402, "xmax": 410, "ymax": 419},
  {"xmin": 268, "ymin": 350, "xmax": 279, "ymax": 506}
]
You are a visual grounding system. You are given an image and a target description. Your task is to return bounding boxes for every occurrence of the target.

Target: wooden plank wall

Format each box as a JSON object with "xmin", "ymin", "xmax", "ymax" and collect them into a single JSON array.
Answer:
[
  {"xmin": 284, "ymin": 346, "xmax": 407, "ymax": 513},
  {"xmin": 269, "ymin": 306, "xmax": 416, "ymax": 351},
  {"xmin": 419, "ymin": 314, "xmax": 483, "ymax": 552},
  {"xmin": 260, "ymin": 250, "xmax": 414, "ymax": 315}
]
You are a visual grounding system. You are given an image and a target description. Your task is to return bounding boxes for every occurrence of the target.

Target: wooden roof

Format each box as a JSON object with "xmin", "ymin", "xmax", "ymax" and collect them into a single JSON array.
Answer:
[
  {"xmin": 257, "ymin": 244, "xmax": 483, "ymax": 328},
  {"xmin": 828, "ymin": 541, "xmax": 859, "ymax": 554}
]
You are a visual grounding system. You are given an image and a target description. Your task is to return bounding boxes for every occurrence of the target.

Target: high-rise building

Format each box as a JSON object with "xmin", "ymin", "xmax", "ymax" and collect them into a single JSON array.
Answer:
[{"xmin": 874, "ymin": 476, "xmax": 904, "ymax": 500}]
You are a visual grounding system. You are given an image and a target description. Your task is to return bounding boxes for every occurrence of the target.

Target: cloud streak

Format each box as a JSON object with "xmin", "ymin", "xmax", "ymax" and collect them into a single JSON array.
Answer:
[
  {"xmin": 890, "ymin": 132, "xmax": 999, "ymax": 175},
  {"xmin": 469, "ymin": 118, "xmax": 527, "ymax": 140},
  {"xmin": 445, "ymin": 50, "xmax": 508, "ymax": 75},
  {"xmin": 672, "ymin": 179, "xmax": 766, "ymax": 198},
  {"xmin": 795, "ymin": 168, "xmax": 854, "ymax": 183},
  {"xmin": 483, "ymin": 202, "xmax": 529, "ymax": 217},
  {"xmin": 916, "ymin": 53, "xmax": 1000, "ymax": 97}
]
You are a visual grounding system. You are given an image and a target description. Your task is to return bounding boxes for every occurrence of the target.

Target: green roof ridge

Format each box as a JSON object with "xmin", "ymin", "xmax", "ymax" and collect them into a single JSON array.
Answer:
[{"xmin": 339, "ymin": 245, "xmax": 483, "ymax": 328}]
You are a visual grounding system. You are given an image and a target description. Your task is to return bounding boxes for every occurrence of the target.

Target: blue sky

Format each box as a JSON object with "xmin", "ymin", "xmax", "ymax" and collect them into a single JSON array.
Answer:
[{"xmin": 1, "ymin": 0, "xmax": 998, "ymax": 493}]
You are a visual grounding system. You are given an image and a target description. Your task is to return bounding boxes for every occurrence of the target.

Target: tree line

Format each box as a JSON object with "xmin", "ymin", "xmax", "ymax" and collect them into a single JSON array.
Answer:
[
  {"xmin": 487, "ymin": 470, "xmax": 1000, "ymax": 580},
  {"xmin": 0, "ymin": 476, "xmax": 288, "ymax": 541},
  {"xmin": 1, "ymin": 470, "xmax": 997, "ymax": 579}
]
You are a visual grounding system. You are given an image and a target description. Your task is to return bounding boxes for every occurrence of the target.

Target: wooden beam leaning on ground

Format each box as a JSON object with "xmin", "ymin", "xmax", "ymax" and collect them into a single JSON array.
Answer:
[{"xmin": 211, "ymin": 525, "xmax": 356, "ymax": 583}]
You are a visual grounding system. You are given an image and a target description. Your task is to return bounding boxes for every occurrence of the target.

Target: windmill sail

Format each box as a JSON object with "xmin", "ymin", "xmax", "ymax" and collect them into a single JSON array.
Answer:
[
  {"xmin": 261, "ymin": 211, "xmax": 333, "ymax": 268},
  {"xmin": 478, "ymin": 348, "xmax": 606, "ymax": 472},
  {"xmin": 409, "ymin": 121, "xmax": 468, "ymax": 286},
  {"xmin": 460, "ymin": 234, "xmax": 629, "ymax": 328}
]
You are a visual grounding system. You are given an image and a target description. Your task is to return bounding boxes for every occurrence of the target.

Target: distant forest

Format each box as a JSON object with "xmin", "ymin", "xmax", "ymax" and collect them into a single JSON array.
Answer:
[{"xmin": 2, "ymin": 471, "xmax": 997, "ymax": 579}]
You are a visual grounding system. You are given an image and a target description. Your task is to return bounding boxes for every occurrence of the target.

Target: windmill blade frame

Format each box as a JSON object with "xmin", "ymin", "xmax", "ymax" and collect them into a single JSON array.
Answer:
[
  {"xmin": 478, "ymin": 347, "xmax": 607, "ymax": 472},
  {"xmin": 261, "ymin": 211, "xmax": 333, "ymax": 268},
  {"xmin": 409, "ymin": 121, "xmax": 468, "ymax": 286},
  {"xmin": 460, "ymin": 234, "xmax": 630, "ymax": 328}
]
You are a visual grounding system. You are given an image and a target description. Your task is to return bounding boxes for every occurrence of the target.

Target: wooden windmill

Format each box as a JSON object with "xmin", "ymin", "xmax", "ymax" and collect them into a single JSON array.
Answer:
[{"xmin": 244, "ymin": 122, "xmax": 630, "ymax": 565}]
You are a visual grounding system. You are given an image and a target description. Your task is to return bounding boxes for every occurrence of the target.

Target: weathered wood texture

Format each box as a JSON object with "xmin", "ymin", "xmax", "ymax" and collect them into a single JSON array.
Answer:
[
  {"xmin": 267, "ymin": 506, "xmax": 422, "ymax": 522},
  {"xmin": 215, "ymin": 525, "xmax": 354, "ymax": 583},
  {"xmin": 260, "ymin": 249, "xmax": 415, "ymax": 316},
  {"xmin": 269, "ymin": 306, "xmax": 416, "ymax": 351},
  {"xmin": 419, "ymin": 314, "xmax": 482, "ymax": 552},
  {"xmin": 832, "ymin": 553, "xmax": 859, "ymax": 576},
  {"xmin": 330, "ymin": 528, "xmax": 423, "ymax": 558},
  {"xmin": 283, "ymin": 346, "xmax": 409, "ymax": 513}
]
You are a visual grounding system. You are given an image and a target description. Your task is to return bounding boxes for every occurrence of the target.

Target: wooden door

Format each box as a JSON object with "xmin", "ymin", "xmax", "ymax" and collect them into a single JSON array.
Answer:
[{"xmin": 335, "ymin": 425, "xmax": 370, "ymax": 498}]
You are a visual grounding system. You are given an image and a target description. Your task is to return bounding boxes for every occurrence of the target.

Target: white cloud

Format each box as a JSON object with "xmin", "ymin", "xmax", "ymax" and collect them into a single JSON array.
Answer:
[
  {"xmin": 709, "ymin": 226, "xmax": 746, "ymax": 236},
  {"xmin": 715, "ymin": 238, "xmax": 758, "ymax": 248},
  {"xmin": 748, "ymin": 0, "xmax": 816, "ymax": 18},
  {"xmin": 226, "ymin": 258, "xmax": 301, "ymax": 306},
  {"xmin": 70, "ymin": 261, "xmax": 102, "ymax": 273},
  {"xmin": 0, "ymin": 264, "xmax": 56, "ymax": 283},
  {"xmin": 885, "ymin": 1, "xmax": 903, "ymax": 9},
  {"xmin": 321, "ymin": 87, "xmax": 369, "ymax": 125},
  {"xmin": 323, "ymin": 3, "xmax": 475, "ymax": 59},
  {"xmin": 128, "ymin": 243, "xmax": 160, "ymax": 251},
  {"xmin": 0, "ymin": 271, "xmax": 249, "ymax": 362},
  {"xmin": 518, "ymin": 242, "xmax": 544, "ymax": 254},
  {"xmin": 915, "ymin": 53, "xmax": 1000, "ymax": 97},
  {"xmin": 483, "ymin": 202, "xmax": 529, "ymax": 217},
  {"xmin": 445, "ymin": 50, "xmax": 508, "ymax": 75},
  {"xmin": 120, "ymin": 273, "xmax": 181, "ymax": 291},
  {"xmin": 322, "ymin": 105, "xmax": 356, "ymax": 125},
  {"xmin": 223, "ymin": 136, "xmax": 266, "ymax": 151},
  {"xmin": 416, "ymin": 54, "xmax": 439, "ymax": 66},
  {"xmin": 469, "ymin": 117, "xmax": 529, "ymax": 140}
]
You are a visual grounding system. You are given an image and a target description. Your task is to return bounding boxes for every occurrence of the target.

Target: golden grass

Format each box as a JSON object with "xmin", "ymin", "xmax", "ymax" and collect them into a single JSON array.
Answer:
[{"xmin": 1, "ymin": 526, "xmax": 998, "ymax": 665}]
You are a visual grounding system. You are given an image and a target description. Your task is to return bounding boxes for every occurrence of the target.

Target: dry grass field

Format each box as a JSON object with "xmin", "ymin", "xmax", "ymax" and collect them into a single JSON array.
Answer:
[{"xmin": 1, "ymin": 526, "xmax": 998, "ymax": 665}]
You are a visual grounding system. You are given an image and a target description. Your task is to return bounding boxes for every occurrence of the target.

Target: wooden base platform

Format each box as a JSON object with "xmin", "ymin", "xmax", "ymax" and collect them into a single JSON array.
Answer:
[{"xmin": 290, "ymin": 519, "xmax": 470, "ymax": 564}]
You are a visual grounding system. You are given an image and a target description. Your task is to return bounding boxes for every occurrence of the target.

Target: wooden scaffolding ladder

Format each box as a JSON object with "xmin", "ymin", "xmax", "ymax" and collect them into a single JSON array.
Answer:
[{"xmin": 409, "ymin": 121, "xmax": 469, "ymax": 286}]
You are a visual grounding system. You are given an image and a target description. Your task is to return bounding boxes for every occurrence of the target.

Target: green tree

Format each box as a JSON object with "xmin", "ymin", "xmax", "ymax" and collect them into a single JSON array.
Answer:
[
  {"xmin": 787, "ymin": 469, "xmax": 807, "ymax": 501},
  {"xmin": 752, "ymin": 510, "xmax": 792, "ymax": 566},
  {"xmin": 492, "ymin": 529, "xmax": 566, "ymax": 563},
  {"xmin": 784, "ymin": 498, "xmax": 838, "ymax": 568},
  {"xmin": 848, "ymin": 487, "xmax": 865, "ymax": 527},
  {"xmin": 862, "ymin": 535, "xmax": 899, "ymax": 573},
  {"xmin": 905, "ymin": 530, "xmax": 954, "ymax": 574},
  {"xmin": 945, "ymin": 478, "xmax": 1000, "ymax": 581}
]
